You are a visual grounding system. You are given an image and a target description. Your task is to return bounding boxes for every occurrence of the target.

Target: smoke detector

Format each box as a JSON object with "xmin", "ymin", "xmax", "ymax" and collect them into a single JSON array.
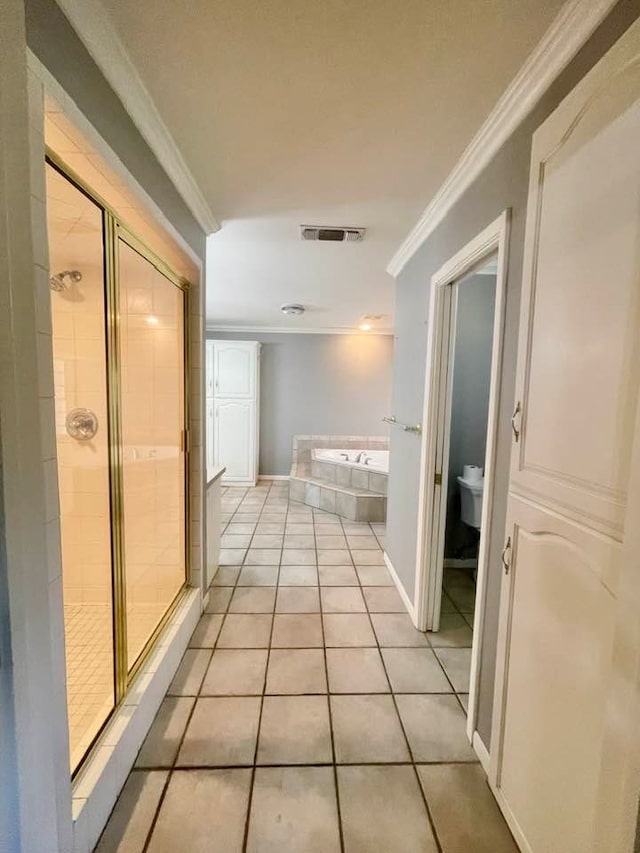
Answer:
[
  {"xmin": 281, "ymin": 304, "xmax": 305, "ymax": 316},
  {"xmin": 300, "ymin": 226, "xmax": 365, "ymax": 243}
]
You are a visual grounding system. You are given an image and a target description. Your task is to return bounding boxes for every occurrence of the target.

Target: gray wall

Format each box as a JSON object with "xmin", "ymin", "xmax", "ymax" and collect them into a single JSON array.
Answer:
[
  {"xmin": 445, "ymin": 274, "xmax": 496, "ymax": 558},
  {"xmin": 209, "ymin": 332, "xmax": 394, "ymax": 475},
  {"xmin": 385, "ymin": 0, "xmax": 639, "ymax": 747},
  {"xmin": 25, "ymin": 0, "xmax": 205, "ymax": 257}
]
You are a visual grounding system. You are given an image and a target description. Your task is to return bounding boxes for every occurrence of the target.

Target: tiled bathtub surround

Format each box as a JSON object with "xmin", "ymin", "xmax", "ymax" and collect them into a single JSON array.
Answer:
[
  {"xmin": 292, "ymin": 434, "xmax": 389, "ymax": 472},
  {"xmin": 311, "ymin": 450, "xmax": 389, "ymax": 495},
  {"xmin": 290, "ymin": 435, "xmax": 389, "ymax": 522},
  {"xmin": 95, "ymin": 483, "xmax": 516, "ymax": 852}
]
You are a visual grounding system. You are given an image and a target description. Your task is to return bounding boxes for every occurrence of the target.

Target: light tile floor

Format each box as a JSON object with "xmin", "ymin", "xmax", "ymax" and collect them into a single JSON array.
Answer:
[{"xmin": 95, "ymin": 483, "xmax": 517, "ymax": 852}]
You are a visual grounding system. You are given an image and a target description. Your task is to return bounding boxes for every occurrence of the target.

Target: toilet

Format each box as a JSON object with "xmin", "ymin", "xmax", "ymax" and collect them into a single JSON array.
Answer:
[{"xmin": 457, "ymin": 467, "xmax": 484, "ymax": 530}]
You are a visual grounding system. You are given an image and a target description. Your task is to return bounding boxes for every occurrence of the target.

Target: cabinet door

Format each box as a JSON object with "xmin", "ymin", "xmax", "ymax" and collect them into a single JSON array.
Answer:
[
  {"xmin": 213, "ymin": 399, "xmax": 256, "ymax": 482},
  {"xmin": 206, "ymin": 398, "xmax": 214, "ymax": 480},
  {"xmin": 205, "ymin": 341, "xmax": 215, "ymax": 398},
  {"xmin": 491, "ymin": 19, "xmax": 640, "ymax": 853},
  {"xmin": 213, "ymin": 342, "xmax": 256, "ymax": 398}
]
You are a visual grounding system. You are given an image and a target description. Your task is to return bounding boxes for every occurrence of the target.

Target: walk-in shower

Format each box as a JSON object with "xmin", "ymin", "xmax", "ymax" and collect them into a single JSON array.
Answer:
[{"xmin": 46, "ymin": 158, "xmax": 189, "ymax": 773}]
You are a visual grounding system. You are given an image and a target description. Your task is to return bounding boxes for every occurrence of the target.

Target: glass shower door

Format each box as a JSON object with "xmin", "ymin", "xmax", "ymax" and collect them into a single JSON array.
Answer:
[
  {"xmin": 46, "ymin": 163, "xmax": 115, "ymax": 772},
  {"xmin": 118, "ymin": 237, "xmax": 187, "ymax": 670}
]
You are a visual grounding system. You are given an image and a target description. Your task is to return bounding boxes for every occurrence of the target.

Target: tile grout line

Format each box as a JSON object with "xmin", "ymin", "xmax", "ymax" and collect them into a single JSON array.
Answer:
[
  {"xmin": 241, "ymin": 481, "xmax": 280, "ymax": 853},
  {"xmin": 431, "ymin": 577, "xmax": 476, "ymax": 711},
  {"xmin": 342, "ymin": 514, "xmax": 445, "ymax": 853},
  {"xmin": 314, "ymin": 507, "xmax": 346, "ymax": 853},
  {"xmin": 141, "ymin": 484, "xmax": 253, "ymax": 853},
  {"xmin": 134, "ymin": 758, "xmax": 481, "ymax": 772}
]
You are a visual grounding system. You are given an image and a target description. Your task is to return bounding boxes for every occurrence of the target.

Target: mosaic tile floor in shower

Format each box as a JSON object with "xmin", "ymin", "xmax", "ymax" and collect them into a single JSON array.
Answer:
[{"xmin": 64, "ymin": 601, "xmax": 171, "ymax": 770}]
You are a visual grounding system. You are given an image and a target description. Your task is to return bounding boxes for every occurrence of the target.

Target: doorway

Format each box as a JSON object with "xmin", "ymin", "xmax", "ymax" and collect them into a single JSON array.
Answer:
[
  {"xmin": 414, "ymin": 213, "xmax": 508, "ymax": 752},
  {"xmin": 438, "ymin": 257, "xmax": 497, "ymax": 697}
]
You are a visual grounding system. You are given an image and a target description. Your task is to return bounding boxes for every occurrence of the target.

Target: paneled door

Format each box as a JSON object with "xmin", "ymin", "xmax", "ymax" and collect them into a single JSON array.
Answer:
[
  {"xmin": 214, "ymin": 341, "xmax": 257, "ymax": 398},
  {"xmin": 214, "ymin": 399, "xmax": 256, "ymax": 482},
  {"xmin": 490, "ymin": 19, "xmax": 640, "ymax": 853},
  {"xmin": 212, "ymin": 340, "xmax": 260, "ymax": 484}
]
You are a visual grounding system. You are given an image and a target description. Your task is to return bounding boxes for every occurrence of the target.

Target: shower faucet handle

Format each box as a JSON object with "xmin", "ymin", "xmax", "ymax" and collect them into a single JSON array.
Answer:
[{"xmin": 66, "ymin": 408, "xmax": 99, "ymax": 441}]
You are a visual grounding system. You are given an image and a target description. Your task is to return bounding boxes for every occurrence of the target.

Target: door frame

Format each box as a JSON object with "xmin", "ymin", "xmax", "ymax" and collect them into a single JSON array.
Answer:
[{"xmin": 414, "ymin": 211, "xmax": 510, "ymax": 745}]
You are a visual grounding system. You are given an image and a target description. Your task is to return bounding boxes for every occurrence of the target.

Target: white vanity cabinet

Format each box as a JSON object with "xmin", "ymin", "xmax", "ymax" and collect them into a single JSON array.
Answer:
[{"xmin": 206, "ymin": 340, "xmax": 260, "ymax": 485}]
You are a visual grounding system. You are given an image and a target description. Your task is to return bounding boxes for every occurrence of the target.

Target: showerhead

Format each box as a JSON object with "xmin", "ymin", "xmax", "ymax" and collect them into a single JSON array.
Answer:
[{"xmin": 50, "ymin": 269, "xmax": 82, "ymax": 292}]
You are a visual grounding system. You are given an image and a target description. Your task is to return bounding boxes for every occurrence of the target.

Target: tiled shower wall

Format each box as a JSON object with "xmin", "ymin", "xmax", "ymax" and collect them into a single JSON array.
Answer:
[
  {"xmin": 119, "ymin": 243, "xmax": 186, "ymax": 617},
  {"xmin": 49, "ymin": 201, "xmax": 111, "ymax": 606}
]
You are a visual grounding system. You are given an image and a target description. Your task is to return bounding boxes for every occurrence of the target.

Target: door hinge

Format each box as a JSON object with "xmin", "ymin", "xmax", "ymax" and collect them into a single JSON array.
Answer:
[
  {"xmin": 434, "ymin": 472, "xmax": 442, "ymax": 486},
  {"xmin": 180, "ymin": 429, "xmax": 190, "ymax": 453}
]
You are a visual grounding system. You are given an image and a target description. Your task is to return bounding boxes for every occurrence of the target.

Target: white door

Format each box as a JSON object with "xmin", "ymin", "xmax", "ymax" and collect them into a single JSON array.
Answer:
[
  {"xmin": 214, "ymin": 342, "xmax": 256, "ymax": 398},
  {"xmin": 214, "ymin": 399, "xmax": 256, "ymax": 482},
  {"xmin": 490, "ymin": 20, "xmax": 640, "ymax": 853}
]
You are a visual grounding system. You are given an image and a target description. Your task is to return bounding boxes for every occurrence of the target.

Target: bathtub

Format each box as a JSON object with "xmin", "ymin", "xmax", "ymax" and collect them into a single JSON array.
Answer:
[{"xmin": 312, "ymin": 448, "xmax": 389, "ymax": 474}]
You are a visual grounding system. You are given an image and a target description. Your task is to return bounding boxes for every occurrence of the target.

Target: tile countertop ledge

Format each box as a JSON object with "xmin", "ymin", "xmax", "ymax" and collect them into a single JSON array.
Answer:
[{"xmin": 207, "ymin": 466, "xmax": 226, "ymax": 487}]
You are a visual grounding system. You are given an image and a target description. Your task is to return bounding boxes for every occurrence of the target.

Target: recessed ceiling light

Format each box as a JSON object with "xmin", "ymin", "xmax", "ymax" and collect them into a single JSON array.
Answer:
[
  {"xmin": 281, "ymin": 304, "xmax": 305, "ymax": 316},
  {"xmin": 359, "ymin": 323, "xmax": 372, "ymax": 332}
]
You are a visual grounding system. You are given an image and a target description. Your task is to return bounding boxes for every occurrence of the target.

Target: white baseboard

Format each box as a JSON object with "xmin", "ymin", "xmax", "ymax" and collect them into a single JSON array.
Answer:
[
  {"xmin": 383, "ymin": 552, "xmax": 417, "ymax": 623},
  {"xmin": 472, "ymin": 730, "xmax": 490, "ymax": 773},
  {"xmin": 258, "ymin": 475, "xmax": 290, "ymax": 481},
  {"xmin": 444, "ymin": 558, "xmax": 478, "ymax": 569}
]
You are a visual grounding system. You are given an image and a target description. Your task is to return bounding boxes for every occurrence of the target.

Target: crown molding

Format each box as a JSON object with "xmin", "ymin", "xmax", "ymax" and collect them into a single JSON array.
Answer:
[
  {"xmin": 206, "ymin": 325, "xmax": 394, "ymax": 336},
  {"xmin": 387, "ymin": 0, "xmax": 618, "ymax": 277},
  {"xmin": 55, "ymin": 0, "xmax": 219, "ymax": 235}
]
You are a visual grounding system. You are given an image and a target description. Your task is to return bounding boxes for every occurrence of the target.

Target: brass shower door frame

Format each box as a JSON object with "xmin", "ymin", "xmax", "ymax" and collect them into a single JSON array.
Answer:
[{"xmin": 46, "ymin": 152, "xmax": 192, "ymax": 772}]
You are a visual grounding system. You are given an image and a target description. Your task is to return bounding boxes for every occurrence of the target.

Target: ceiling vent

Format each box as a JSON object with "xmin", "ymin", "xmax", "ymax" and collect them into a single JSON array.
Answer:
[{"xmin": 300, "ymin": 226, "xmax": 365, "ymax": 243}]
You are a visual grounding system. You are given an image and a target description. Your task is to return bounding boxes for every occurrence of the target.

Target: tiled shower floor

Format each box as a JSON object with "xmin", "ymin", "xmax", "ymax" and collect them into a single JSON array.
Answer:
[
  {"xmin": 65, "ymin": 601, "xmax": 173, "ymax": 770},
  {"xmin": 94, "ymin": 483, "xmax": 516, "ymax": 852},
  {"xmin": 64, "ymin": 603, "xmax": 114, "ymax": 770}
]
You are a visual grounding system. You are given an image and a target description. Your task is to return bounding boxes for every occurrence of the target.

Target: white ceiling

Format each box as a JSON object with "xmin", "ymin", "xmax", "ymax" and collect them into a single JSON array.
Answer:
[{"xmin": 99, "ymin": 0, "xmax": 565, "ymax": 332}]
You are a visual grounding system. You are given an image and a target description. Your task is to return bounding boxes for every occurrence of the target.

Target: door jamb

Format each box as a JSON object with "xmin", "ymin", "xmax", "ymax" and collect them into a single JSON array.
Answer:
[{"xmin": 414, "ymin": 210, "xmax": 510, "ymax": 746}]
